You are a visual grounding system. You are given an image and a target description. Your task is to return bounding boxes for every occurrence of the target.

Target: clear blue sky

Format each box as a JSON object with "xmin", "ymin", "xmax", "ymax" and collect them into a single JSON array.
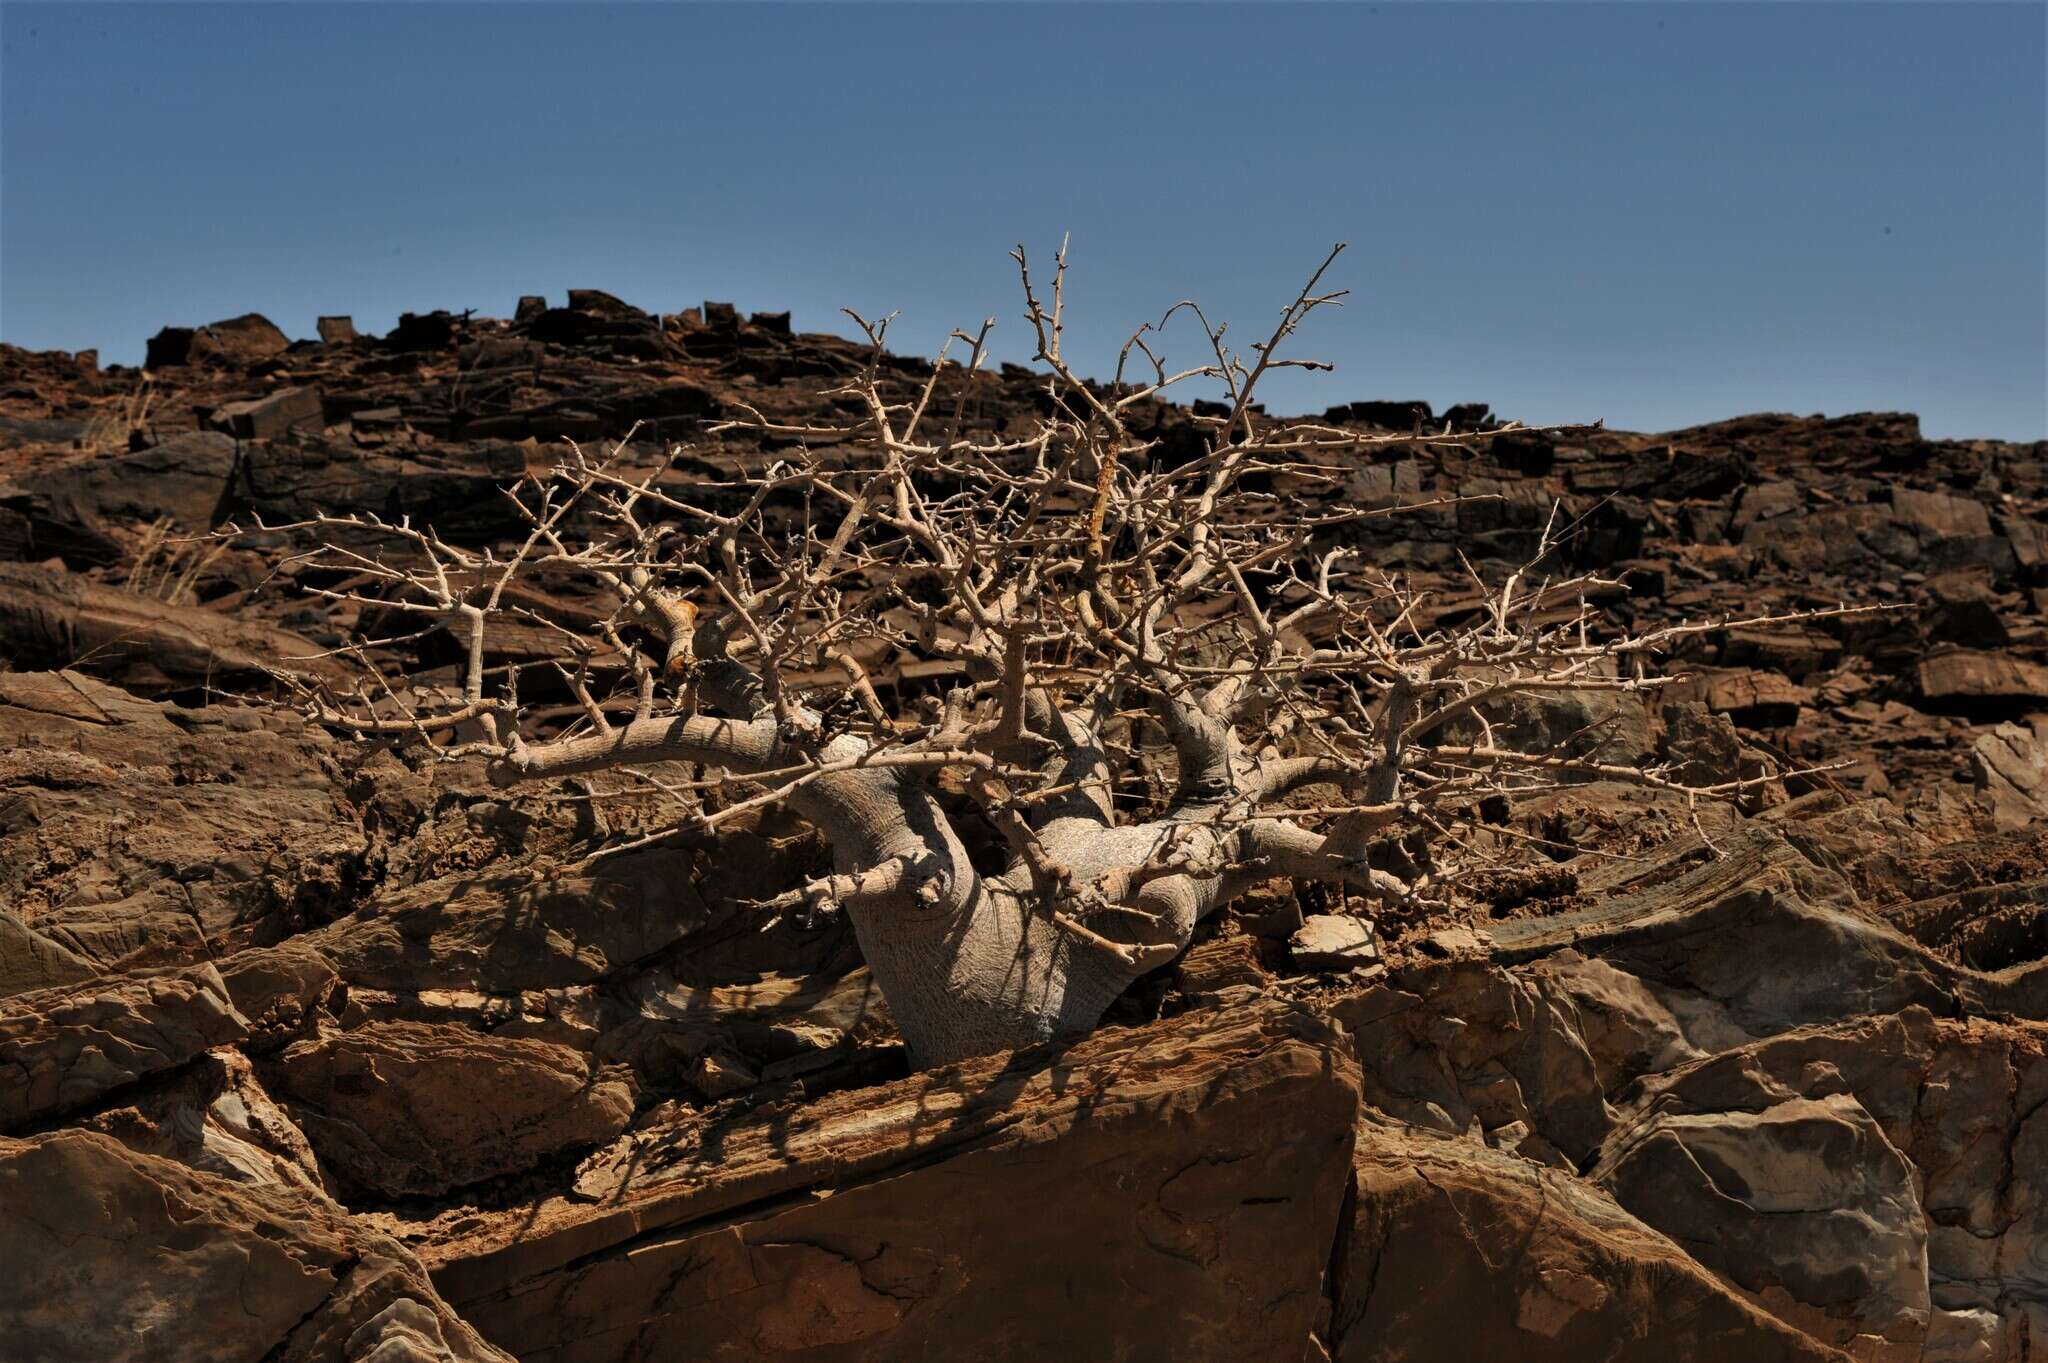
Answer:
[{"xmin": 3, "ymin": 2, "xmax": 2042, "ymax": 439}]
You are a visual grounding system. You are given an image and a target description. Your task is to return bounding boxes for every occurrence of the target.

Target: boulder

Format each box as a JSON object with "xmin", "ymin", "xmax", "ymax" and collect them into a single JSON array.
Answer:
[
  {"xmin": 209, "ymin": 385, "xmax": 324, "ymax": 441},
  {"xmin": 0, "ymin": 671, "xmax": 365, "ymax": 971},
  {"xmin": 1918, "ymin": 649, "xmax": 2048, "ymax": 712},
  {"xmin": 1329, "ymin": 1121, "xmax": 1845, "ymax": 1362},
  {"xmin": 310, "ymin": 849, "xmax": 713, "ymax": 995},
  {"xmin": 269, "ymin": 1022, "xmax": 634, "ymax": 1198},
  {"xmin": 1595, "ymin": 1011, "xmax": 2048, "ymax": 1361},
  {"xmin": 13, "ymin": 429, "xmax": 237, "ymax": 529},
  {"xmin": 0, "ymin": 963, "xmax": 247, "ymax": 1130},
  {"xmin": 1596, "ymin": 1094, "xmax": 1930, "ymax": 1356},
  {"xmin": 0, "ymin": 1129, "xmax": 513, "ymax": 1363},
  {"xmin": 594, "ymin": 964, "xmax": 890, "ymax": 1092},
  {"xmin": 145, "ymin": 313, "xmax": 291, "ymax": 369},
  {"xmin": 230, "ymin": 436, "xmax": 531, "ymax": 544}
]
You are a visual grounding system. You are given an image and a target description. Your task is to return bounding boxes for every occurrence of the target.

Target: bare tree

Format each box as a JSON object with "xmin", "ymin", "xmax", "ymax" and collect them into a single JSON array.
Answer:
[{"xmin": 241, "ymin": 244, "xmax": 1858, "ymax": 1067}]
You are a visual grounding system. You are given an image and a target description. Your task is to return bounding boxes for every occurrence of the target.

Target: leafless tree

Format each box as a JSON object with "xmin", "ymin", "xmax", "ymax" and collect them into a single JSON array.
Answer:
[{"xmin": 240, "ymin": 244, "xmax": 1858, "ymax": 1066}]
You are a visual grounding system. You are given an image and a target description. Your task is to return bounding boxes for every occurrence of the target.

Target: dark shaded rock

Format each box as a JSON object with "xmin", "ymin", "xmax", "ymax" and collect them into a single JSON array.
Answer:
[
  {"xmin": 384, "ymin": 310, "xmax": 462, "ymax": 352},
  {"xmin": 1331, "ymin": 399, "xmax": 1434, "ymax": 430},
  {"xmin": 13, "ymin": 428, "xmax": 237, "ymax": 530},
  {"xmin": 0, "ymin": 485, "xmax": 125, "ymax": 566},
  {"xmin": 209, "ymin": 384, "xmax": 325, "ymax": 441},
  {"xmin": 0, "ymin": 561, "xmax": 340, "ymax": 693},
  {"xmin": 146, "ymin": 313, "xmax": 291, "ymax": 369},
  {"xmin": 316, "ymin": 316, "xmax": 357, "ymax": 344},
  {"xmin": 595, "ymin": 964, "xmax": 889, "ymax": 1091},
  {"xmin": 230, "ymin": 436, "xmax": 530, "ymax": 542},
  {"xmin": 311, "ymin": 850, "xmax": 712, "ymax": 994}
]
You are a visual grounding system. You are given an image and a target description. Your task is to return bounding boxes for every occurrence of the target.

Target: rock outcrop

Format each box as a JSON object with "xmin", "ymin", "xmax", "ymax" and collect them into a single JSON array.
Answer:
[{"xmin": 1, "ymin": 293, "xmax": 2044, "ymax": 1359}]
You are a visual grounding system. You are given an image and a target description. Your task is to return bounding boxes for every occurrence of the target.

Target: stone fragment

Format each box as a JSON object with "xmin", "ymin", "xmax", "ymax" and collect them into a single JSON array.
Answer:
[
  {"xmin": 1290, "ymin": 914, "xmax": 1382, "ymax": 974},
  {"xmin": 1919, "ymin": 649, "xmax": 2048, "ymax": 708},
  {"xmin": 1973, "ymin": 719, "xmax": 2048, "ymax": 828},
  {"xmin": 1894, "ymin": 487, "xmax": 1995, "ymax": 540},
  {"xmin": 1597, "ymin": 1095, "xmax": 1930, "ymax": 1353},
  {"xmin": 210, "ymin": 384, "xmax": 324, "ymax": 440}
]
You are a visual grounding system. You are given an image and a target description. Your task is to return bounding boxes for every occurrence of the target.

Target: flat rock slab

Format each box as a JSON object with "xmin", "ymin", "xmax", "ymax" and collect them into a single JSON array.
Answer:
[
  {"xmin": 1291, "ymin": 913, "xmax": 1382, "ymax": 973},
  {"xmin": 421, "ymin": 997, "xmax": 1360, "ymax": 1363},
  {"xmin": 0, "ymin": 563, "xmax": 343, "ymax": 694}
]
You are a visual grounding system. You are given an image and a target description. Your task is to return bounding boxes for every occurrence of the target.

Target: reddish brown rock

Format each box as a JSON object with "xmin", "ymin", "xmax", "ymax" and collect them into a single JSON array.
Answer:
[
  {"xmin": 1330, "ymin": 1121, "xmax": 1847, "ymax": 1362},
  {"xmin": 0, "ymin": 671, "xmax": 366, "ymax": 972},
  {"xmin": 0, "ymin": 563, "xmax": 341, "ymax": 694},
  {"xmin": 269, "ymin": 1022, "xmax": 635, "ymax": 1198},
  {"xmin": 0, "ymin": 1128, "xmax": 512, "ymax": 1363},
  {"xmin": 0, "ymin": 962, "xmax": 247, "ymax": 1130},
  {"xmin": 422, "ymin": 999, "xmax": 1360, "ymax": 1363}
]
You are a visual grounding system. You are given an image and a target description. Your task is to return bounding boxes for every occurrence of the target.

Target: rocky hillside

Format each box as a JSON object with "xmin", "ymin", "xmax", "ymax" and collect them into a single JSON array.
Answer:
[{"xmin": 2, "ymin": 293, "xmax": 2046, "ymax": 1362}]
